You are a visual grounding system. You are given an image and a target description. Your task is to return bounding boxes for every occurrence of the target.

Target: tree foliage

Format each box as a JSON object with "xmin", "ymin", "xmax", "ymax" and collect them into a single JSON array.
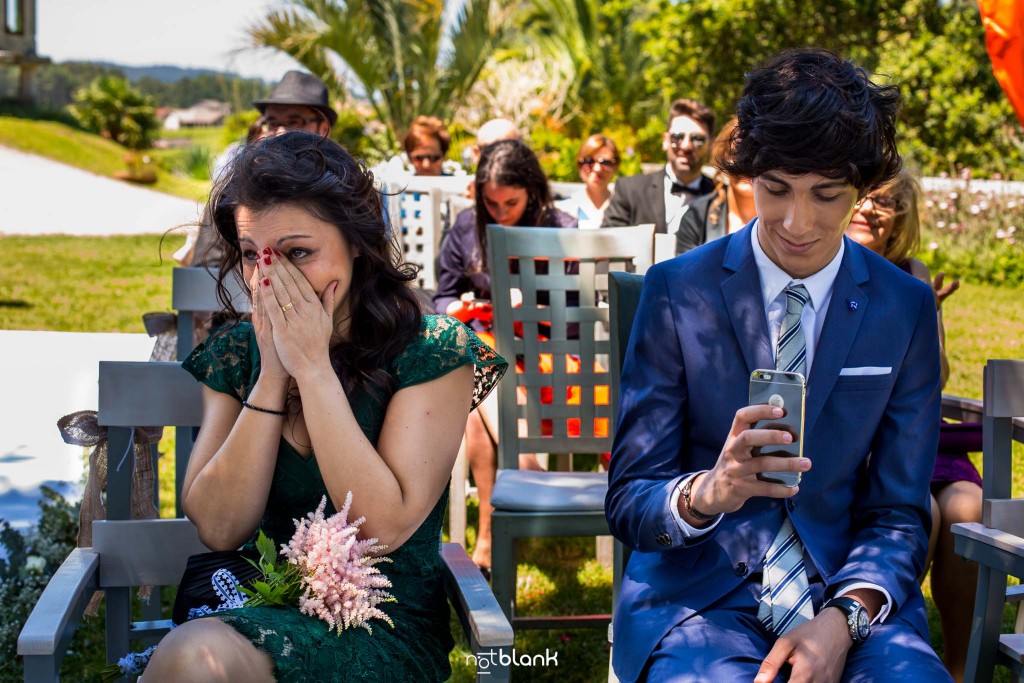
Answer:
[
  {"xmin": 69, "ymin": 76, "xmax": 159, "ymax": 150},
  {"xmin": 638, "ymin": 0, "xmax": 1022, "ymax": 176},
  {"xmin": 249, "ymin": 0, "xmax": 517, "ymax": 149}
]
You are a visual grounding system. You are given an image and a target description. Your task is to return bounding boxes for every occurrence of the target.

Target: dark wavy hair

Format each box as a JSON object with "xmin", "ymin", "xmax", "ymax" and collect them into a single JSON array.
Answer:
[
  {"xmin": 209, "ymin": 131, "xmax": 422, "ymax": 404},
  {"xmin": 472, "ymin": 139, "xmax": 554, "ymax": 272},
  {"xmin": 721, "ymin": 48, "xmax": 901, "ymax": 194},
  {"xmin": 668, "ymin": 98, "xmax": 716, "ymax": 138}
]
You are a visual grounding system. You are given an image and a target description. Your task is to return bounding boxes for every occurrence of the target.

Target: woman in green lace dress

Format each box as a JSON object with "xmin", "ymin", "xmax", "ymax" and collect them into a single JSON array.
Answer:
[{"xmin": 145, "ymin": 131, "xmax": 506, "ymax": 682}]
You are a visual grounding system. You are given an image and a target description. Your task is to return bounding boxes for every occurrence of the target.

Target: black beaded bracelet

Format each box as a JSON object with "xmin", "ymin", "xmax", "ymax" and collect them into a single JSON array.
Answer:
[{"xmin": 241, "ymin": 401, "xmax": 286, "ymax": 416}]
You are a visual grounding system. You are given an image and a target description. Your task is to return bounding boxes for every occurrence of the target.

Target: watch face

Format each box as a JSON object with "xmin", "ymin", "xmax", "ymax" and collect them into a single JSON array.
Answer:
[{"xmin": 856, "ymin": 610, "xmax": 870, "ymax": 639}]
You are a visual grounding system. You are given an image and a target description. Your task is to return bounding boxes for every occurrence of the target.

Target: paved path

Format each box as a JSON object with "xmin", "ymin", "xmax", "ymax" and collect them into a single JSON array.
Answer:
[
  {"xmin": 0, "ymin": 331, "xmax": 154, "ymax": 531},
  {"xmin": 0, "ymin": 145, "xmax": 202, "ymax": 236}
]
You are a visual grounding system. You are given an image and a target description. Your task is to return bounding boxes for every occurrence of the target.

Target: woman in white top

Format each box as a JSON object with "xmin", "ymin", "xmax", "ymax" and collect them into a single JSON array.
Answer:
[{"xmin": 556, "ymin": 134, "xmax": 619, "ymax": 229}]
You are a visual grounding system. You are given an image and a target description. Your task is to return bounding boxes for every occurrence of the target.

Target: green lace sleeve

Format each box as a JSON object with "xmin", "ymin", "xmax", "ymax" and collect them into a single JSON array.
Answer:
[
  {"xmin": 392, "ymin": 315, "xmax": 507, "ymax": 409},
  {"xmin": 180, "ymin": 322, "xmax": 257, "ymax": 402}
]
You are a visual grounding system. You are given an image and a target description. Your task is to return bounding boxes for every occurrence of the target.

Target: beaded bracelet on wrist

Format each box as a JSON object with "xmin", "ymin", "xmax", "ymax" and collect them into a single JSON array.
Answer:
[{"xmin": 241, "ymin": 401, "xmax": 286, "ymax": 416}]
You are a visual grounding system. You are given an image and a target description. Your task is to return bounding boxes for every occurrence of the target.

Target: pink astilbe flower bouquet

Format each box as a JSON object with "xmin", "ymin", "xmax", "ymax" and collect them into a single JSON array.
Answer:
[
  {"xmin": 243, "ymin": 492, "xmax": 396, "ymax": 635},
  {"xmin": 282, "ymin": 492, "xmax": 395, "ymax": 634}
]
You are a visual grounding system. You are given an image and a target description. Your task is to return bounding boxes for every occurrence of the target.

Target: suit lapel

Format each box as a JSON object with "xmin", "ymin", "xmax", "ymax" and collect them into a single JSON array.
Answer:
[
  {"xmin": 720, "ymin": 223, "xmax": 774, "ymax": 375},
  {"xmin": 805, "ymin": 241, "xmax": 870, "ymax": 433},
  {"xmin": 647, "ymin": 173, "xmax": 667, "ymax": 233}
]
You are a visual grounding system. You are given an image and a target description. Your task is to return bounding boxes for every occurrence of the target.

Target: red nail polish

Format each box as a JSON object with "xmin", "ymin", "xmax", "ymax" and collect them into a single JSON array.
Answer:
[
  {"xmin": 263, "ymin": 256, "xmax": 271, "ymax": 265},
  {"xmin": 263, "ymin": 247, "xmax": 271, "ymax": 255},
  {"xmin": 262, "ymin": 278, "xmax": 270, "ymax": 286}
]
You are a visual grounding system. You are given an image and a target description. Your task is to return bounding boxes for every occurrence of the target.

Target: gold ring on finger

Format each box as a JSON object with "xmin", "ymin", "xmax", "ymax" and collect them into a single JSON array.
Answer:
[{"xmin": 281, "ymin": 302, "xmax": 294, "ymax": 312}]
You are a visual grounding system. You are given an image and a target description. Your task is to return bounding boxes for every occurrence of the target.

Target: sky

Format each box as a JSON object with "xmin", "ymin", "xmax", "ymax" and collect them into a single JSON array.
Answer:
[{"xmin": 36, "ymin": 0, "xmax": 301, "ymax": 82}]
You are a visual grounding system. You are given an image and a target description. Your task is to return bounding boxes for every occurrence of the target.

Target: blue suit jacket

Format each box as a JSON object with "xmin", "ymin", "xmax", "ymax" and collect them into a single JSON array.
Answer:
[{"xmin": 605, "ymin": 224, "xmax": 941, "ymax": 683}]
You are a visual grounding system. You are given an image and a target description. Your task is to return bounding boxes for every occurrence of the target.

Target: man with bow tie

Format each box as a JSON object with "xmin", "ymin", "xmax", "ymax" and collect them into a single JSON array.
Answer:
[
  {"xmin": 606, "ymin": 48, "xmax": 952, "ymax": 683},
  {"xmin": 602, "ymin": 98, "xmax": 716, "ymax": 234}
]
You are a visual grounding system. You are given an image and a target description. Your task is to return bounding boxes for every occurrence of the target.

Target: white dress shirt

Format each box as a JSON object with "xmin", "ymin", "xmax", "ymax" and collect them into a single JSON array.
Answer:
[
  {"xmin": 663, "ymin": 164, "xmax": 705, "ymax": 235},
  {"xmin": 555, "ymin": 188, "xmax": 609, "ymax": 230},
  {"xmin": 668, "ymin": 222, "xmax": 892, "ymax": 621}
]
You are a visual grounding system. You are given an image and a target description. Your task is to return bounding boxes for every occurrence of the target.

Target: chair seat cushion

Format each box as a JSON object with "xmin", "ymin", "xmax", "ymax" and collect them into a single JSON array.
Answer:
[{"xmin": 490, "ymin": 470, "xmax": 608, "ymax": 512}]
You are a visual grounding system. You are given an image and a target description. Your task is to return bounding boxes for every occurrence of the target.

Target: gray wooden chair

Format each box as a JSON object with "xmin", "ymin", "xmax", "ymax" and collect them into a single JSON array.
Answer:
[
  {"xmin": 169, "ymin": 267, "xmax": 249, "ymax": 517},
  {"xmin": 18, "ymin": 361, "xmax": 512, "ymax": 682},
  {"xmin": 952, "ymin": 359, "xmax": 1024, "ymax": 683},
  {"xmin": 486, "ymin": 224, "xmax": 654, "ymax": 630}
]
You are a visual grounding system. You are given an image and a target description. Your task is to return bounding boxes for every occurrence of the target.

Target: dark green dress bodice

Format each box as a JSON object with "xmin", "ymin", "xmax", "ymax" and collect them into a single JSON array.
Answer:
[{"xmin": 182, "ymin": 315, "xmax": 506, "ymax": 682}]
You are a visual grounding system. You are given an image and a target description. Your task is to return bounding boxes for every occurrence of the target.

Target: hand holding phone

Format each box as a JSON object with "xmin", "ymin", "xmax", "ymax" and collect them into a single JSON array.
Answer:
[{"xmin": 748, "ymin": 369, "xmax": 806, "ymax": 487}]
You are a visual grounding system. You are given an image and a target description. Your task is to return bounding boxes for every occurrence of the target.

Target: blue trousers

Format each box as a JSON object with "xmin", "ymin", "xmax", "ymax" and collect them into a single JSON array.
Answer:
[{"xmin": 642, "ymin": 576, "xmax": 951, "ymax": 682}]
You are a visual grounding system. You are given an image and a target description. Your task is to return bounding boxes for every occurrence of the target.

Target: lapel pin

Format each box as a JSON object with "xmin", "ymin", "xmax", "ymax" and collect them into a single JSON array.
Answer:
[{"xmin": 847, "ymin": 299, "xmax": 858, "ymax": 311}]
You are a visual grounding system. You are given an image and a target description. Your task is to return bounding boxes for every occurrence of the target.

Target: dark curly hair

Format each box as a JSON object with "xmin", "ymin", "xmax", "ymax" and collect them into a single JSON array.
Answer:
[
  {"xmin": 473, "ymin": 139, "xmax": 555, "ymax": 272},
  {"xmin": 209, "ymin": 131, "xmax": 422, "ymax": 404},
  {"xmin": 721, "ymin": 48, "xmax": 901, "ymax": 194}
]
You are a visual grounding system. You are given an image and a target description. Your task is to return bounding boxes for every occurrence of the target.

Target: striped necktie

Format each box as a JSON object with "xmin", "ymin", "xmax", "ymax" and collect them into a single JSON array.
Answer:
[{"xmin": 757, "ymin": 283, "xmax": 814, "ymax": 635}]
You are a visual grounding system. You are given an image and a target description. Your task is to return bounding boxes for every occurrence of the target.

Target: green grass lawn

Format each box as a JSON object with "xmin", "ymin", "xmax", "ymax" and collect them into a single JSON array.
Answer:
[
  {"xmin": 0, "ymin": 235, "xmax": 186, "ymax": 332},
  {"xmin": 0, "ymin": 117, "xmax": 212, "ymax": 201},
  {"xmin": 2, "ymin": 234, "xmax": 1020, "ymax": 681}
]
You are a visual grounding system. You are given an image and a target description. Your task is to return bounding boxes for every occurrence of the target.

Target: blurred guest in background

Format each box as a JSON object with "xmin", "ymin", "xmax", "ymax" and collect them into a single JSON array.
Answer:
[
  {"xmin": 846, "ymin": 171, "xmax": 976, "ymax": 682},
  {"xmin": 676, "ymin": 117, "xmax": 757, "ymax": 254},
  {"xmin": 602, "ymin": 98, "xmax": 715, "ymax": 233},
  {"xmin": 403, "ymin": 116, "xmax": 452, "ymax": 176},
  {"xmin": 557, "ymin": 134, "xmax": 620, "ymax": 229},
  {"xmin": 434, "ymin": 139, "xmax": 576, "ymax": 573}
]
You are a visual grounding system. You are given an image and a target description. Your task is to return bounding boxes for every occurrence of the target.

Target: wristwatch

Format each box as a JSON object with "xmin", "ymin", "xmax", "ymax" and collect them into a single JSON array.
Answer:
[{"xmin": 823, "ymin": 596, "xmax": 871, "ymax": 645}]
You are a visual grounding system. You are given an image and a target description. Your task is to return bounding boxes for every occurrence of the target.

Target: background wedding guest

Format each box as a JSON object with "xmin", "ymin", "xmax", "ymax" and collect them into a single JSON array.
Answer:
[
  {"xmin": 556, "ymin": 134, "xmax": 620, "ymax": 229},
  {"xmin": 602, "ymin": 98, "xmax": 715, "ymax": 234},
  {"xmin": 846, "ymin": 170, "xmax": 978, "ymax": 683},
  {"xmin": 434, "ymin": 138, "xmax": 575, "ymax": 574},
  {"xmin": 676, "ymin": 117, "xmax": 757, "ymax": 254},
  {"xmin": 403, "ymin": 115, "xmax": 452, "ymax": 176}
]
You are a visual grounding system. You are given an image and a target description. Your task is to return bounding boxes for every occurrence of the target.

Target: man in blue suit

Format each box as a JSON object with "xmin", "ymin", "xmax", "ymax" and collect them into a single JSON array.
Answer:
[{"xmin": 606, "ymin": 48, "xmax": 953, "ymax": 682}]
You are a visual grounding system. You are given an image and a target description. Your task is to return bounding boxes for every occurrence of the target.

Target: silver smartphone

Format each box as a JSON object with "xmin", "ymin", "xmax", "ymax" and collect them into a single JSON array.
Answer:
[{"xmin": 748, "ymin": 369, "xmax": 806, "ymax": 487}]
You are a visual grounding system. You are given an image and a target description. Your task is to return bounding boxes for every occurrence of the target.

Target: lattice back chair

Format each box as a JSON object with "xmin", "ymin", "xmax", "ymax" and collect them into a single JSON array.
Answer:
[
  {"xmin": 18, "ymin": 361, "xmax": 513, "ymax": 682},
  {"xmin": 170, "ymin": 267, "xmax": 249, "ymax": 517},
  {"xmin": 396, "ymin": 184, "xmax": 444, "ymax": 290},
  {"xmin": 486, "ymin": 224, "xmax": 654, "ymax": 629},
  {"xmin": 952, "ymin": 359, "xmax": 1024, "ymax": 683}
]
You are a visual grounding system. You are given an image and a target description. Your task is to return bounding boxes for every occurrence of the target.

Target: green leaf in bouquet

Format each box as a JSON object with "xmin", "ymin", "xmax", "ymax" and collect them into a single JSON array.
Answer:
[{"xmin": 254, "ymin": 530, "xmax": 279, "ymax": 571}]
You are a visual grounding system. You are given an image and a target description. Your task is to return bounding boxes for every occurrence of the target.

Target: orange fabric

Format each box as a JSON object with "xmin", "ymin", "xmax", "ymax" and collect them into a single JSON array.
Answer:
[{"xmin": 979, "ymin": 0, "xmax": 1024, "ymax": 127}]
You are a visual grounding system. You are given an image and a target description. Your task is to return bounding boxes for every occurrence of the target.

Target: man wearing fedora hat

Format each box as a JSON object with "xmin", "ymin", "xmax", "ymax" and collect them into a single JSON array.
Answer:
[
  {"xmin": 175, "ymin": 70, "xmax": 339, "ymax": 339},
  {"xmin": 254, "ymin": 70, "xmax": 338, "ymax": 136}
]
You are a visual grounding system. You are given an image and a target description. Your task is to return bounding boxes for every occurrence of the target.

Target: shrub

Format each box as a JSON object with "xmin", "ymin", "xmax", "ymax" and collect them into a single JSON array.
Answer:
[
  {"xmin": 69, "ymin": 76, "xmax": 159, "ymax": 151},
  {"xmin": 918, "ymin": 177, "xmax": 1024, "ymax": 287},
  {"xmin": 0, "ymin": 487, "xmax": 105, "ymax": 682}
]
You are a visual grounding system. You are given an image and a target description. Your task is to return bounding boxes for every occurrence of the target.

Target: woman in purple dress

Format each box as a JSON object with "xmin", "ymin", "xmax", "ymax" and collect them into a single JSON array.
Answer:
[
  {"xmin": 847, "ymin": 170, "xmax": 979, "ymax": 683},
  {"xmin": 433, "ymin": 139, "xmax": 576, "ymax": 574}
]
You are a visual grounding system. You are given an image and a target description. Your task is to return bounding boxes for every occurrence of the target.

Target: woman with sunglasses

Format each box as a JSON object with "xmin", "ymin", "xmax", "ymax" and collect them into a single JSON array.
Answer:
[
  {"xmin": 434, "ymin": 139, "xmax": 576, "ymax": 574},
  {"xmin": 846, "ymin": 170, "xmax": 977, "ymax": 683},
  {"xmin": 556, "ymin": 134, "xmax": 620, "ymax": 228},
  {"xmin": 403, "ymin": 116, "xmax": 451, "ymax": 176}
]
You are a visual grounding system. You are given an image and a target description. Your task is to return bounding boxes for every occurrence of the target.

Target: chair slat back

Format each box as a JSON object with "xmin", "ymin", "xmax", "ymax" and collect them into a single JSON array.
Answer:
[
  {"xmin": 172, "ymin": 267, "xmax": 249, "ymax": 361},
  {"xmin": 982, "ymin": 359, "xmax": 1024, "ymax": 506},
  {"xmin": 98, "ymin": 361, "xmax": 203, "ymax": 428},
  {"xmin": 396, "ymin": 187, "xmax": 443, "ymax": 289},
  {"xmin": 608, "ymin": 271, "xmax": 645, "ymax": 428},
  {"xmin": 488, "ymin": 225, "xmax": 655, "ymax": 470},
  {"xmin": 654, "ymin": 233, "xmax": 676, "ymax": 264},
  {"xmin": 93, "ymin": 519, "xmax": 208, "ymax": 587}
]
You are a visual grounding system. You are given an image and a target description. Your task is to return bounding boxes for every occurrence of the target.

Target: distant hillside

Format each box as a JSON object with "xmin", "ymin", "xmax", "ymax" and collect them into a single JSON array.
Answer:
[
  {"xmin": 0, "ymin": 61, "xmax": 271, "ymax": 110},
  {"xmin": 91, "ymin": 62, "xmax": 264, "ymax": 85}
]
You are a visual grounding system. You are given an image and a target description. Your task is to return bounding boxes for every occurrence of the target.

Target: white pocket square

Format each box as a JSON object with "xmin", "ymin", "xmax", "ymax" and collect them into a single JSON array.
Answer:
[{"xmin": 839, "ymin": 366, "xmax": 892, "ymax": 376}]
